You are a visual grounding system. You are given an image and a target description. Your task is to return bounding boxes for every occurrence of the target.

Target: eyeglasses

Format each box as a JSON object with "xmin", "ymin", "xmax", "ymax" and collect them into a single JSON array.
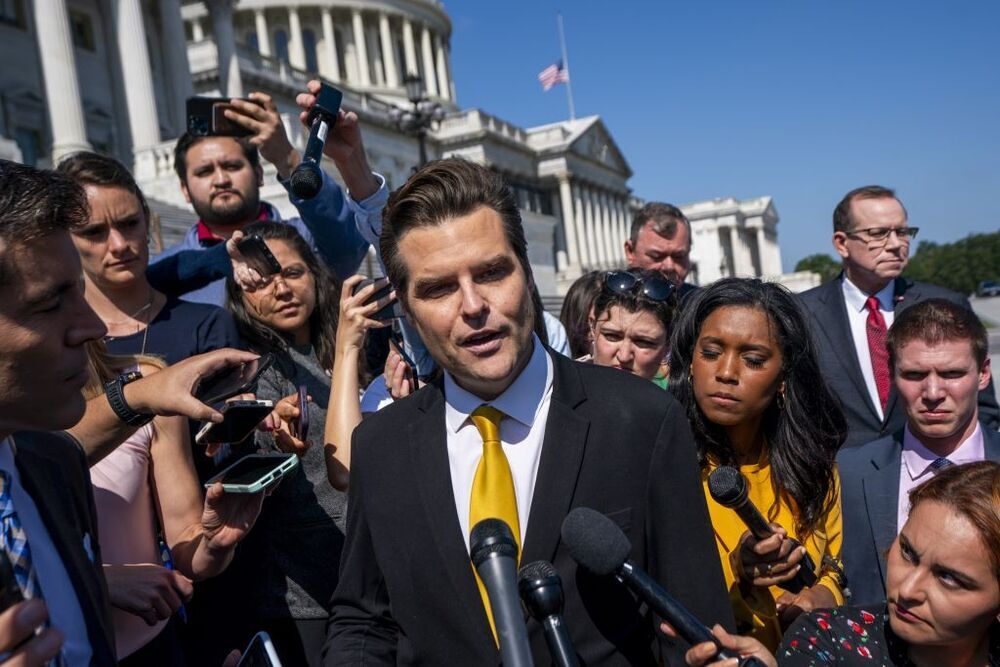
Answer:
[
  {"xmin": 603, "ymin": 270, "xmax": 674, "ymax": 302},
  {"xmin": 845, "ymin": 226, "xmax": 919, "ymax": 242}
]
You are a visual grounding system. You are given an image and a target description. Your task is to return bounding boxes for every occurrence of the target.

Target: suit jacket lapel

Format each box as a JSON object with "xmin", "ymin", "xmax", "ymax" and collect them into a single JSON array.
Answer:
[
  {"xmin": 13, "ymin": 444, "xmax": 115, "ymax": 662},
  {"xmin": 862, "ymin": 439, "xmax": 902, "ymax": 591},
  {"xmin": 521, "ymin": 354, "xmax": 589, "ymax": 566},
  {"xmin": 410, "ymin": 383, "xmax": 497, "ymax": 653},
  {"xmin": 817, "ymin": 277, "xmax": 879, "ymax": 420}
]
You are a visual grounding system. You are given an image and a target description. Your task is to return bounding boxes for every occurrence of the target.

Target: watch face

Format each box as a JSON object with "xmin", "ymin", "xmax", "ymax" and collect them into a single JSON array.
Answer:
[{"xmin": 120, "ymin": 371, "xmax": 143, "ymax": 385}]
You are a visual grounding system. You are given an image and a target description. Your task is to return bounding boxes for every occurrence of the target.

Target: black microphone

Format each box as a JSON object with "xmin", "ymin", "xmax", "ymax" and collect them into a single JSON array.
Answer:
[
  {"xmin": 707, "ymin": 466, "xmax": 817, "ymax": 593},
  {"xmin": 289, "ymin": 84, "xmax": 344, "ymax": 200},
  {"xmin": 470, "ymin": 519, "xmax": 533, "ymax": 667},
  {"xmin": 518, "ymin": 560, "xmax": 579, "ymax": 667},
  {"xmin": 561, "ymin": 507, "xmax": 768, "ymax": 667}
]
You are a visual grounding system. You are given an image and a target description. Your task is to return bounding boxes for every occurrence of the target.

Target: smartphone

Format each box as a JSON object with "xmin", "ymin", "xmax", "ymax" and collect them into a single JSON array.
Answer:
[
  {"xmin": 388, "ymin": 324, "xmax": 419, "ymax": 392},
  {"xmin": 205, "ymin": 453, "xmax": 298, "ymax": 494},
  {"xmin": 295, "ymin": 385, "xmax": 309, "ymax": 441},
  {"xmin": 237, "ymin": 631, "xmax": 283, "ymax": 667},
  {"xmin": 351, "ymin": 278, "xmax": 399, "ymax": 322},
  {"xmin": 195, "ymin": 353, "xmax": 274, "ymax": 406},
  {"xmin": 236, "ymin": 235, "xmax": 282, "ymax": 277},
  {"xmin": 186, "ymin": 96, "xmax": 262, "ymax": 137},
  {"xmin": 195, "ymin": 400, "xmax": 274, "ymax": 445}
]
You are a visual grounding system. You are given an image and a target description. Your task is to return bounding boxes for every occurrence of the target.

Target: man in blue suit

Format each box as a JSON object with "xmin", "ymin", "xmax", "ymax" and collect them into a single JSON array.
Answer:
[{"xmin": 838, "ymin": 298, "xmax": 999, "ymax": 607}]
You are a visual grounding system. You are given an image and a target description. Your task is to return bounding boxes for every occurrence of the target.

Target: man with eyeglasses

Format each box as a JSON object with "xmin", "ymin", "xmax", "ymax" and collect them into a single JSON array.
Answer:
[{"xmin": 798, "ymin": 185, "xmax": 998, "ymax": 449}]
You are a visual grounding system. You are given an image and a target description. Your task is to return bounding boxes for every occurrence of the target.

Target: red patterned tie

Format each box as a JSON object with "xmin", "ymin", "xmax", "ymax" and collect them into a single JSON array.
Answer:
[{"xmin": 865, "ymin": 296, "xmax": 890, "ymax": 412}]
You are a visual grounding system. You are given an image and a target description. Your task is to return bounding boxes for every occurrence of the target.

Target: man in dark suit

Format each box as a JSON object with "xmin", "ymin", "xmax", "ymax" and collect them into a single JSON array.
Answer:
[
  {"xmin": 838, "ymin": 299, "xmax": 999, "ymax": 607},
  {"xmin": 798, "ymin": 185, "xmax": 998, "ymax": 449},
  {"xmin": 624, "ymin": 202, "xmax": 699, "ymax": 301},
  {"xmin": 325, "ymin": 160, "xmax": 733, "ymax": 665}
]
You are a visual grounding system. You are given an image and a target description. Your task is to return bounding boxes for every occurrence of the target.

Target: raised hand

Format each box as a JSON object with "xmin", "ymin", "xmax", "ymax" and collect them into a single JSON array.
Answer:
[
  {"xmin": 103, "ymin": 563, "xmax": 192, "ymax": 627},
  {"xmin": 200, "ymin": 482, "xmax": 265, "ymax": 552}
]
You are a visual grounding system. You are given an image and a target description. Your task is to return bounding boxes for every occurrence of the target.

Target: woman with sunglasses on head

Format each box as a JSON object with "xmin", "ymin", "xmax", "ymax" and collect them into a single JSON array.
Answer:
[
  {"xmin": 588, "ymin": 268, "xmax": 676, "ymax": 386},
  {"xmin": 224, "ymin": 220, "xmax": 388, "ymax": 665},
  {"xmin": 671, "ymin": 460, "xmax": 1000, "ymax": 667},
  {"xmin": 668, "ymin": 278, "xmax": 848, "ymax": 650}
]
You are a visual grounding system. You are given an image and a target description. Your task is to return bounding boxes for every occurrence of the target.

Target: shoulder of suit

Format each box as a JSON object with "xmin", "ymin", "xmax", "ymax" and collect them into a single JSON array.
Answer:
[
  {"xmin": 901, "ymin": 279, "xmax": 965, "ymax": 303},
  {"xmin": 797, "ymin": 276, "xmax": 841, "ymax": 305},
  {"xmin": 837, "ymin": 433, "xmax": 900, "ymax": 468},
  {"xmin": 10, "ymin": 431, "xmax": 88, "ymax": 474}
]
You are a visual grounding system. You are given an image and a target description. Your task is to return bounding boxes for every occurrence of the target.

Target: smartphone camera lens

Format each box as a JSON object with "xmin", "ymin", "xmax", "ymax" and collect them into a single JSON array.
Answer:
[{"xmin": 188, "ymin": 115, "xmax": 210, "ymax": 136}]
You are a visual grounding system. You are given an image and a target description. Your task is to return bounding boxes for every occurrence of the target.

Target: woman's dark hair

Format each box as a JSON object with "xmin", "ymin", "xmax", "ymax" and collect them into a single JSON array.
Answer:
[
  {"xmin": 225, "ymin": 221, "xmax": 340, "ymax": 370},
  {"xmin": 592, "ymin": 269, "xmax": 676, "ymax": 342},
  {"xmin": 56, "ymin": 151, "xmax": 151, "ymax": 227},
  {"xmin": 560, "ymin": 270, "xmax": 603, "ymax": 358},
  {"xmin": 668, "ymin": 278, "xmax": 847, "ymax": 536}
]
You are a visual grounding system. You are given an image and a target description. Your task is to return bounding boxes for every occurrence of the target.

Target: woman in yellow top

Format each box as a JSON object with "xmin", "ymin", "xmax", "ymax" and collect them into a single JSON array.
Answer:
[{"xmin": 668, "ymin": 278, "xmax": 849, "ymax": 650}]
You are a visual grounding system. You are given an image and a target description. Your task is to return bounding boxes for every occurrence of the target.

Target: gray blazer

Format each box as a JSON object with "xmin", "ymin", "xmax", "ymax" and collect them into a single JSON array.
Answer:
[
  {"xmin": 837, "ymin": 426, "xmax": 1000, "ymax": 607},
  {"xmin": 797, "ymin": 275, "xmax": 999, "ymax": 449}
]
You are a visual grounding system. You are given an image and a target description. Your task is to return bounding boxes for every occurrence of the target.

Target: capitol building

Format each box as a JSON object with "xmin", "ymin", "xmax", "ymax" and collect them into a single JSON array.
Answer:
[{"xmin": 0, "ymin": 0, "xmax": 813, "ymax": 296}]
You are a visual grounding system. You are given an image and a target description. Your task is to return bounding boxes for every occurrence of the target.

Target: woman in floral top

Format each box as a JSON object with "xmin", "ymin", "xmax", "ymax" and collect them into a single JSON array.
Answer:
[{"xmin": 671, "ymin": 461, "xmax": 999, "ymax": 666}]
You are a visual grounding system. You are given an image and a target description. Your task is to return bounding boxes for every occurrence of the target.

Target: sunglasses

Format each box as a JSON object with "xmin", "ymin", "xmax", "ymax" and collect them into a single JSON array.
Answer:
[{"xmin": 603, "ymin": 270, "xmax": 674, "ymax": 302}]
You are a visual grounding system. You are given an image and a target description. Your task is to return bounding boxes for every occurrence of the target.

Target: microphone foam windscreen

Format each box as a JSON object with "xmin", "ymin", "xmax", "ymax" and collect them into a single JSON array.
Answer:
[
  {"xmin": 707, "ymin": 466, "xmax": 746, "ymax": 507},
  {"xmin": 470, "ymin": 518, "xmax": 517, "ymax": 567},
  {"xmin": 518, "ymin": 559, "xmax": 558, "ymax": 584},
  {"xmin": 560, "ymin": 507, "xmax": 630, "ymax": 576},
  {"xmin": 289, "ymin": 163, "xmax": 323, "ymax": 200}
]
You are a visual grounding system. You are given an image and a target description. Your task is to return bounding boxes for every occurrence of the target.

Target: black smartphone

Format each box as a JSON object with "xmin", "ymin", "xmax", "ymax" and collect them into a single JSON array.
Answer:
[
  {"xmin": 388, "ymin": 324, "xmax": 419, "ymax": 391},
  {"xmin": 186, "ymin": 97, "xmax": 262, "ymax": 137},
  {"xmin": 237, "ymin": 631, "xmax": 283, "ymax": 666},
  {"xmin": 351, "ymin": 278, "xmax": 399, "ymax": 322},
  {"xmin": 195, "ymin": 353, "xmax": 274, "ymax": 406},
  {"xmin": 194, "ymin": 400, "xmax": 274, "ymax": 445},
  {"xmin": 236, "ymin": 234, "xmax": 282, "ymax": 276},
  {"xmin": 295, "ymin": 384, "xmax": 309, "ymax": 441}
]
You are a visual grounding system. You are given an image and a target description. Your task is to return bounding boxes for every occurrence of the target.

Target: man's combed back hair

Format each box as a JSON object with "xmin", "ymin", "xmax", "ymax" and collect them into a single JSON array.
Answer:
[
  {"xmin": 380, "ymin": 158, "xmax": 529, "ymax": 301},
  {"xmin": 629, "ymin": 202, "xmax": 690, "ymax": 248},
  {"xmin": 172, "ymin": 132, "xmax": 260, "ymax": 184},
  {"xmin": 0, "ymin": 160, "xmax": 89, "ymax": 283},
  {"xmin": 832, "ymin": 185, "xmax": 907, "ymax": 233},
  {"xmin": 887, "ymin": 298, "xmax": 988, "ymax": 370},
  {"xmin": 56, "ymin": 151, "xmax": 150, "ymax": 223}
]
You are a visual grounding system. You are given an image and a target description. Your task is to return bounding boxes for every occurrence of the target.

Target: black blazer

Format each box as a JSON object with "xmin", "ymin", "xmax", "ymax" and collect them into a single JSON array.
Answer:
[
  {"xmin": 837, "ymin": 427, "xmax": 1000, "ymax": 607},
  {"xmin": 11, "ymin": 431, "xmax": 116, "ymax": 666},
  {"xmin": 324, "ymin": 350, "xmax": 734, "ymax": 666},
  {"xmin": 797, "ymin": 275, "xmax": 999, "ymax": 449}
]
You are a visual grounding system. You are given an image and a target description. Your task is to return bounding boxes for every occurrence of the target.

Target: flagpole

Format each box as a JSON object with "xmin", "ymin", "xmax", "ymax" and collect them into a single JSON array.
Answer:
[{"xmin": 557, "ymin": 12, "xmax": 576, "ymax": 120}]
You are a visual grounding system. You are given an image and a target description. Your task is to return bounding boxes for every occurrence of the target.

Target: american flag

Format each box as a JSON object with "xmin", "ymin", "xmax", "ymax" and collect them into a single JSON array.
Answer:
[{"xmin": 538, "ymin": 60, "xmax": 569, "ymax": 91}]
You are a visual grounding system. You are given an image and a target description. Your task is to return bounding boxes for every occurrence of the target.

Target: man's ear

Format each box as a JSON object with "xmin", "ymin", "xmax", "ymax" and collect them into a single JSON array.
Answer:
[
  {"xmin": 624, "ymin": 238, "xmax": 636, "ymax": 264},
  {"xmin": 832, "ymin": 232, "xmax": 850, "ymax": 261},
  {"xmin": 255, "ymin": 163, "xmax": 264, "ymax": 187},
  {"xmin": 978, "ymin": 357, "xmax": 992, "ymax": 392},
  {"xmin": 180, "ymin": 180, "xmax": 191, "ymax": 204}
]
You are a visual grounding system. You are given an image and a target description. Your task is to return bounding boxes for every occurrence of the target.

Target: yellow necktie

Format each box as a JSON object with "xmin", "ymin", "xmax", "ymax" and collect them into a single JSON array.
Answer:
[{"xmin": 468, "ymin": 405, "xmax": 520, "ymax": 645}]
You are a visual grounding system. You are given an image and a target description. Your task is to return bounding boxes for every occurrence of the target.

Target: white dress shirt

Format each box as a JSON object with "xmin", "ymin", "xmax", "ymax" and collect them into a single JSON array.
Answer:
[
  {"xmin": 842, "ymin": 276, "xmax": 896, "ymax": 419},
  {"xmin": 0, "ymin": 438, "xmax": 91, "ymax": 666},
  {"xmin": 443, "ymin": 335, "xmax": 554, "ymax": 550}
]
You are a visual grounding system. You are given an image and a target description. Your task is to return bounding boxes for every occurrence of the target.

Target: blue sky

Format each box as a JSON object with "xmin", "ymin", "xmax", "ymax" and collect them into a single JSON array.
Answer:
[{"xmin": 446, "ymin": 1, "xmax": 1000, "ymax": 272}]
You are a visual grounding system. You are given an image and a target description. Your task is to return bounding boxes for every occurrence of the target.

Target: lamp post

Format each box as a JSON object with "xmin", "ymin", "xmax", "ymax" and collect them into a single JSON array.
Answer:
[{"xmin": 389, "ymin": 74, "xmax": 445, "ymax": 169}]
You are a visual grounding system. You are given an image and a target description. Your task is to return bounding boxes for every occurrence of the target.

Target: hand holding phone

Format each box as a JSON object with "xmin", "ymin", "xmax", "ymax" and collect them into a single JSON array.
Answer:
[
  {"xmin": 195, "ymin": 400, "xmax": 274, "ymax": 446},
  {"xmin": 235, "ymin": 235, "xmax": 282, "ymax": 279},
  {"xmin": 350, "ymin": 277, "xmax": 400, "ymax": 322},
  {"xmin": 195, "ymin": 353, "xmax": 274, "ymax": 406},
  {"xmin": 186, "ymin": 97, "xmax": 263, "ymax": 137}
]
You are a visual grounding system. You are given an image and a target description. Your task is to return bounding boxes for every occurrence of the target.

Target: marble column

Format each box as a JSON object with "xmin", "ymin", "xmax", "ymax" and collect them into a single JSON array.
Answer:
[
  {"xmin": 615, "ymin": 197, "xmax": 628, "ymax": 259},
  {"xmin": 600, "ymin": 191, "xmax": 616, "ymax": 267},
  {"xmin": 572, "ymin": 184, "xmax": 591, "ymax": 268},
  {"xmin": 401, "ymin": 18, "xmax": 418, "ymax": 76},
  {"xmin": 351, "ymin": 9, "xmax": 371, "ymax": 86},
  {"xmin": 727, "ymin": 226, "xmax": 739, "ymax": 277},
  {"xmin": 420, "ymin": 25, "xmax": 438, "ymax": 96},
  {"xmin": 557, "ymin": 175, "xmax": 580, "ymax": 268},
  {"xmin": 378, "ymin": 12, "xmax": 399, "ymax": 88},
  {"xmin": 33, "ymin": 0, "xmax": 91, "ymax": 160},
  {"xmin": 320, "ymin": 8, "xmax": 339, "ymax": 81},
  {"xmin": 582, "ymin": 186, "xmax": 600, "ymax": 269},
  {"xmin": 206, "ymin": 0, "xmax": 242, "ymax": 97},
  {"xmin": 367, "ymin": 24, "xmax": 384, "ymax": 86},
  {"xmin": 116, "ymin": 0, "xmax": 161, "ymax": 158},
  {"xmin": 159, "ymin": 0, "xmax": 193, "ymax": 135},
  {"xmin": 287, "ymin": 7, "xmax": 306, "ymax": 69},
  {"xmin": 434, "ymin": 33, "xmax": 450, "ymax": 101},
  {"xmin": 254, "ymin": 9, "xmax": 271, "ymax": 56},
  {"xmin": 591, "ymin": 188, "xmax": 610, "ymax": 267}
]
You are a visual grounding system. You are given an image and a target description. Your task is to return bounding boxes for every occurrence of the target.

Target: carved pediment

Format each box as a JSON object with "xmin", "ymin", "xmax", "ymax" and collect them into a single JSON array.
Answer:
[{"xmin": 569, "ymin": 118, "xmax": 631, "ymax": 176}]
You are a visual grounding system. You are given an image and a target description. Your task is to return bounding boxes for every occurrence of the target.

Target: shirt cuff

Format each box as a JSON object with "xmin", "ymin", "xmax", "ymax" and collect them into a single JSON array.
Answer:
[{"xmin": 348, "ymin": 172, "xmax": 388, "ymax": 246}]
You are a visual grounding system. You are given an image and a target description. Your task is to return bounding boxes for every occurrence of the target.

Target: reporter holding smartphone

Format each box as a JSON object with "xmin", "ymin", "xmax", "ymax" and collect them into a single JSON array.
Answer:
[
  {"xmin": 82, "ymin": 341, "xmax": 264, "ymax": 666},
  {"xmin": 224, "ymin": 221, "xmax": 352, "ymax": 665}
]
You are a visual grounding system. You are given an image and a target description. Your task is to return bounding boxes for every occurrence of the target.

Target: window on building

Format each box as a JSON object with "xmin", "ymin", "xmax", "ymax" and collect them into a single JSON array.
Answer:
[
  {"xmin": 69, "ymin": 9, "xmax": 96, "ymax": 52},
  {"xmin": 303, "ymin": 29, "xmax": 318, "ymax": 73},
  {"xmin": 0, "ymin": 0, "xmax": 25, "ymax": 29},
  {"xmin": 14, "ymin": 128, "xmax": 41, "ymax": 167},
  {"xmin": 274, "ymin": 29, "xmax": 289, "ymax": 64}
]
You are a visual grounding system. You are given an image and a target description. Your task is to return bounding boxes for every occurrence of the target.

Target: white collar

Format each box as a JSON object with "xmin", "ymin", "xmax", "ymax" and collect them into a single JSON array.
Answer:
[
  {"xmin": 842, "ymin": 274, "xmax": 895, "ymax": 313},
  {"xmin": 444, "ymin": 335, "xmax": 553, "ymax": 434}
]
